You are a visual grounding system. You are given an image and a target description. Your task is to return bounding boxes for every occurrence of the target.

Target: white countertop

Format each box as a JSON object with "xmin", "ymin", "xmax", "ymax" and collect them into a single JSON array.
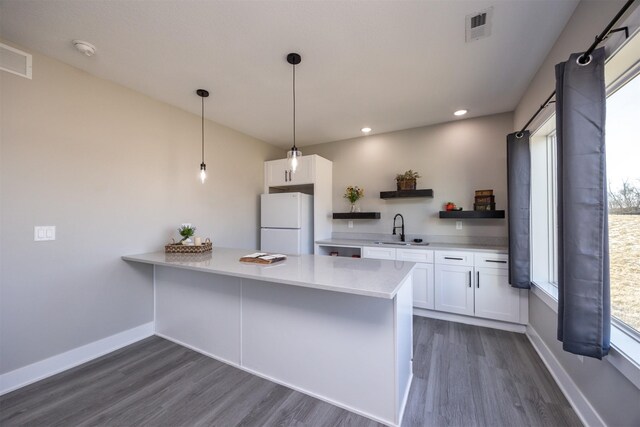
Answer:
[
  {"xmin": 316, "ymin": 238, "xmax": 508, "ymax": 253},
  {"xmin": 122, "ymin": 247, "xmax": 414, "ymax": 299}
]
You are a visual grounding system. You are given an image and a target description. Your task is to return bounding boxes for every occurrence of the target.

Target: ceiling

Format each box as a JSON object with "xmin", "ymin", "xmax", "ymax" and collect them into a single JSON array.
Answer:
[{"xmin": 0, "ymin": 0, "xmax": 579, "ymax": 147}]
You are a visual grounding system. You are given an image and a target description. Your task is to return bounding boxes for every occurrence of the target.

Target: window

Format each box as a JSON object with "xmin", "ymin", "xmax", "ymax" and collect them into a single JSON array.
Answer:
[
  {"xmin": 606, "ymin": 71, "xmax": 640, "ymax": 334},
  {"xmin": 530, "ymin": 118, "xmax": 558, "ymax": 292}
]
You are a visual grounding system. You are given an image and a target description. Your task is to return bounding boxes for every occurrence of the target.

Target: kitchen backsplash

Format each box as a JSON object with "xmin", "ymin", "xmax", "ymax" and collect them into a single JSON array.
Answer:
[{"xmin": 332, "ymin": 232, "xmax": 508, "ymax": 247}]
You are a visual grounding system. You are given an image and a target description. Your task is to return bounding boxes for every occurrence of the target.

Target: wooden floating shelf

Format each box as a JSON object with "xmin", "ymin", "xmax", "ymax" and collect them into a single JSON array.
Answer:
[
  {"xmin": 332, "ymin": 212, "xmax": 381, "ymax": 220},
  {"xmin": 439, "ymin": 210, "xmax": 505, "ymax": 219},
  {"xmin": 380, "ymin": 189, "xmax": 434, "ymax": 199}
]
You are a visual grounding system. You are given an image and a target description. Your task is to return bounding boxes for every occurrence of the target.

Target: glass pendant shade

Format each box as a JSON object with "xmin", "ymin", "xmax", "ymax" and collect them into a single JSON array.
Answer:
[
  {"xmin": 287, "ymin": 147, "xmax": 302, "ymax": 173},
  {"xmin": 200, "ymin": 162, "xmax": 207, "ymax": 183}
]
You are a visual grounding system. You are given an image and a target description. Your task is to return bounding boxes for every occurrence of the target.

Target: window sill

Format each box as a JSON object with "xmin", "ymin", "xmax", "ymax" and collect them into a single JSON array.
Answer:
[{"xmin": 530, "ymin": 281, "xmax": 640, "ymax": 389}]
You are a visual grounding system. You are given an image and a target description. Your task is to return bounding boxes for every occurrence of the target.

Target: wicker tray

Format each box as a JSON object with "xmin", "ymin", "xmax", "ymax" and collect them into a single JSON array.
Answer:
[{"xmin": 165, "ymin": 240, "xmax": 212, "ymax": 254}]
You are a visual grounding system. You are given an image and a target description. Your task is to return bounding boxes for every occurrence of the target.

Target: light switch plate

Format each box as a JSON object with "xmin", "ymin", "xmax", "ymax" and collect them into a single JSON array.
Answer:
[
  {"xmin": 456, "ymin": 220, "xmax": 463, "ymax": 230},
  {"xmin": 34, "ymin": 226, "xmax": 56, "ymax": 241}
]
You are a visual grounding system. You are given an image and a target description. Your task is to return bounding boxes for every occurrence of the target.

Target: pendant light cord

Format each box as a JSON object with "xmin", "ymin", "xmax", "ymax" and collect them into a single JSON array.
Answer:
[
  {"xmin": 292, "ymin": 62, "xmax": 296, "ymax": 151},
  {"xmin": 201, "ymin": 95, "xmax": 205, "ymax": 163}
]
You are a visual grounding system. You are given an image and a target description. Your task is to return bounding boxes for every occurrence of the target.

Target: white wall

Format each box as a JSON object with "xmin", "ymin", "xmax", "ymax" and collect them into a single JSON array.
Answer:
[
  {"xmin": 515, "ymin": 0, "xmax": 629, "ymax": 131},
  {"xmin": 0, "ymin": 42, "xmax": 281, "ymax": 374},
  {"xmin": 304, "ymin": 113, "xmax": 513, "ymax": 243},
  {"xmin": 515, "ymin": 1, "xmax": 640, "ymax": 425}
]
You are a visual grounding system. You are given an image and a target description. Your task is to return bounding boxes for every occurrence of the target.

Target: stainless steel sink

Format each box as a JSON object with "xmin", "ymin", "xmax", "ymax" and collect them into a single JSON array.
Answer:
[{"xmin": 373, "ymin": 241, "xmax": 430, "ymax": 246}]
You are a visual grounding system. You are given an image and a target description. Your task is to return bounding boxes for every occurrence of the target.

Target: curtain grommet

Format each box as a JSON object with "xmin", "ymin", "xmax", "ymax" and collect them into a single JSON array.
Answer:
[
  {"xmin": 515, "ymin": 132, "xmax": 524, "ymax": 139},
  {"xmin": 577, "ymin": 54, "xmax": 592, "ymax": 66}
]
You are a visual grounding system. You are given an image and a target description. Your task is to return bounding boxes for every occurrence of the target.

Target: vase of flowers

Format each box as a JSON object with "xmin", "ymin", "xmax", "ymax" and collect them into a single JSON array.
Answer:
[{"xmin": 344, "ymin": 186, "xmax": 364, "ymax": 212}]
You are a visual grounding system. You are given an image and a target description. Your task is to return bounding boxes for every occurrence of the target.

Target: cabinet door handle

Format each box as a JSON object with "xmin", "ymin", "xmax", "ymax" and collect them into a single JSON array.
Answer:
[
  {"xmin": 477, "ymin": 271, "xmax": 480, "ymax": 288},
  {"xmin": 289, "ymin": 170, "xmax": 292, "ymax": 181},
  {"xmin": 445, "ymin": 257, "xmax": 464, "ymax": 261},
  {"xmin": 486, "ymin": 260, "xmax": 507, "ymax": 264},
  {"xmin": 468, "ymin": 270, "xmax": 472, "ymax": 287},
  {"xmin": 284, "ymin": 170, "xmax": 288, "ymax": 182}
]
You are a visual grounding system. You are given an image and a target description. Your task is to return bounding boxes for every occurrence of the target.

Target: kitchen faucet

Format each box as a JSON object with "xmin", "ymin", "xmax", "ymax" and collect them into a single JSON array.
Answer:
[{"xmin": 392, "ymin": 213, "xmax": 405, "ymax": 242}]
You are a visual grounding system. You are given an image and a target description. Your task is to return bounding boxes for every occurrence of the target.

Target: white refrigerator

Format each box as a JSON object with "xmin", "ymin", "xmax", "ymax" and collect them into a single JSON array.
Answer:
[{"xmin": 260, "ymin": 193, "xmax": 313, "ymax": 255}]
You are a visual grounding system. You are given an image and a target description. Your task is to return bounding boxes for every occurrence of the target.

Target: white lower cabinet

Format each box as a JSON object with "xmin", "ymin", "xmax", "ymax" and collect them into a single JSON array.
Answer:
[
  {"xmin": 474, "ymin": 267, "xmax": 520, "ymax": 323},
  {"xmin": 411, "ymin": 263, "xmax": 435, "ymax": 310},
  {"xmin": 433, "ymin": 250, "xmax": 524, "ymax": 324},
  {"xmin": 361, "ymin": 246, "xmax": 524, "ymax": 324},
  {"xmin": 362, "ymin": 246, "xmax": 396, "ymax": 260},
  {"xmin": 363, "ymin": 247, "xmax": 435, "ymax": 310},
  {"xmin": 434, "ymin": 264, "xmax": 474, "ymax": 316}
]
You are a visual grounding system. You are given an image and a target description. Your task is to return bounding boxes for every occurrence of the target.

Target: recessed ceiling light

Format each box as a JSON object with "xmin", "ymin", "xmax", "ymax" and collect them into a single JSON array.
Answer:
[
  {"xmin": 361, "ymin": 127, "xmax": 372, "ymax": 133},
  {"xmin": 454, "ymin": 109, "xmax": 468, "ymax": 116}
]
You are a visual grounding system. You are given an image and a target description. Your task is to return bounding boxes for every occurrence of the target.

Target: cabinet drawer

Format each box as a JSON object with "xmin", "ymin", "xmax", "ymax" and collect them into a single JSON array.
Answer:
[
  {"xmin": 435, "ymin": 251, "xmax": 474, "ymax": 266},
  {"xmin": 396, "ymin": 248, "xmax": 434, "ymax": 263},
  {"xmin": 362, "ymin": 246, "xmax": 396, "ymax": 260},
  {"xmin": 474, "ymin": 253, "xmax": 509, "ymax": 269}
]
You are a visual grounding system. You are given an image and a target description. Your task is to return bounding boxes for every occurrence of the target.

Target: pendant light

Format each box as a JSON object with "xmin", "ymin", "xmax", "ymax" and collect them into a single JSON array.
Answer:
[
  {"xmin": 286, "ymin": 53, "xmax": 302, "ymax": 173},
  {"xmin": 196, "ymin": 89, "xmax": 209, "ymax": 183}
]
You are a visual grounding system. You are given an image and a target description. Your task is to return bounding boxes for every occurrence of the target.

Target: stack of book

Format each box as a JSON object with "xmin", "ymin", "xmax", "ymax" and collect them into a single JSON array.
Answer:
[
  {"xmin": 239, "ymin": 252, "xmax": 287, "ymax": 264},
  {"xmin": 474, "ymin": 189, "xmax": 495, "ymax": 211}
]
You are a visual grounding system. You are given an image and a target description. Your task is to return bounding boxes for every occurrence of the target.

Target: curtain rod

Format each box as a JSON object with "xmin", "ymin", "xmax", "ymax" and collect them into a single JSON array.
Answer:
[{"xmin": 515, "ymin": 0, "xmax": 637, "ymax": 138}]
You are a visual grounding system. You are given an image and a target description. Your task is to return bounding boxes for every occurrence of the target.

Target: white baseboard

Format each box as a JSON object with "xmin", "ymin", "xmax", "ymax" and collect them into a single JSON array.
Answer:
[
  {"xmin": 413, "ymin": 308, "xmax": 527, "ymax": 333},
  {"xmin": 525, "ymin": 325, "xmax": 606, "ymax": 427},
  {"xmin": 0, "ymin": 322, "xmax": 154, "ymax": 396}
]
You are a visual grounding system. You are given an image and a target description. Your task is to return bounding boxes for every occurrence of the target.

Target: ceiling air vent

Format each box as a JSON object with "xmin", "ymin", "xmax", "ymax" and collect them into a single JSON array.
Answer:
[
  {"xmin": 0, "ymin": 42, "xmax": 32, "ymax": 79},
  {"xmin": 465, "ymin": 7, "xmax": 493, "ymax": 42}
]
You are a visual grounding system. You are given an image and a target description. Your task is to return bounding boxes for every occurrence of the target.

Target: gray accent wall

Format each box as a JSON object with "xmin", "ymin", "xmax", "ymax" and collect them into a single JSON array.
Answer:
[
  {"xmin": 0, "ymin": 42, "xmax": 281, "ymax": 374},
  {"xmin": 304, "ymin": 113, "xmax": 513, "ymax": 241}
]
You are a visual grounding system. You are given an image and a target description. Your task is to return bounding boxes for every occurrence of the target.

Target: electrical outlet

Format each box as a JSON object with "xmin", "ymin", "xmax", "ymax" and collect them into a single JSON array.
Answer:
[
  {"xmin": 456, "ymin": 220, "xmax": 463, "ymax": 230},
  {"xmin": 34, "ymin": 226, "xmax": 56, "ymax": 241},
  {"xmin": 348, "ymin": 220, "xmax": 354, "ymax": 229}
]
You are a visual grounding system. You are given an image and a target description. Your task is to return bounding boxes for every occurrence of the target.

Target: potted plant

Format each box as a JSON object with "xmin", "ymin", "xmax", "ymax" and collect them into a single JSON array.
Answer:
[
  {"xmin": 343, "ymin": 185, "xmax": 364, "ymax": 212},
  {"xmin": 178, "ymin": 224, "xmax": 196, "ymax": 245},
  {"xmin": 396, "ymin": 170, "xmax": 421, "ymax": 191}
]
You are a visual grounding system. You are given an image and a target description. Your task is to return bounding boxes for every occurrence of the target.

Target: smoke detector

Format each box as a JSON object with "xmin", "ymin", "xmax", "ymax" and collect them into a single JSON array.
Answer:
[
  {"xmin": 465, "ymin": 7, "xmax": 493, "ymax": 42},
  {"xmin": 72, "ymin": 40, "xmax": 96, "ymax": 57}
]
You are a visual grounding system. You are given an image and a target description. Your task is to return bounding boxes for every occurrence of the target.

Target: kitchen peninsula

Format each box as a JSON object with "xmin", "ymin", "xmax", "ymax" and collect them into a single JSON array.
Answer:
[{"xmin": 123, "ymin": 247, "xmax": 414, "ymax": 426}]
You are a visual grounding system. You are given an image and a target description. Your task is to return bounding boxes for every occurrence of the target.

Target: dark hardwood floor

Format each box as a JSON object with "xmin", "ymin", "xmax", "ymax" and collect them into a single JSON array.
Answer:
[
  {"xmin": 0, "ymin": 317, "xmax": 581, "ymax": 426},
  {"xmin": 406, "ymin": 317, "xmax": 582, "ymax": 427}
]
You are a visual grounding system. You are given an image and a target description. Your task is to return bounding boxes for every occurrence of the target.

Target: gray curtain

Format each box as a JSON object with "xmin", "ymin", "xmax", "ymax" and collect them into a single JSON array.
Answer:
[
  {"xmin": 555, "ymin": 47, "xmax": 610, "ymax": 359},
  {"xmin": 507, "ymin": 131, "xmax": 531, "ymax": 289}
]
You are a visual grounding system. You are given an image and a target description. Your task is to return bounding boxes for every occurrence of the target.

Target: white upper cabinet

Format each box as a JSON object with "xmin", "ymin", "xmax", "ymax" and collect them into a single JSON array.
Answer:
[{"xmin": 265, "ymin": 156, "xmax": 314, "ymax": 187}]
